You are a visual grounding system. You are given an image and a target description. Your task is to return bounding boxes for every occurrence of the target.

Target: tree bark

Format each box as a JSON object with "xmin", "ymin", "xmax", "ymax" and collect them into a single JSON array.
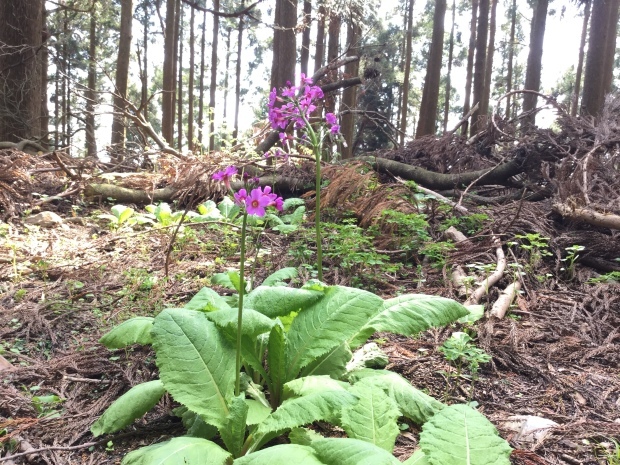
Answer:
[
  {"xmin": 300, "ymin": 1, "xmax": 312, "ymax": 77},
  {"xmin": 461, "ymin": 0, "xmax": 478, "ymax": 137},
  {"xmin": 442, "ymin": 0, "xmax": 455, "ymax": 134},
  {"xmin": 209, "ymin": 0, "xmax": 220, "ymax": 151},
  {"xmin": 162, "ymin": 0, "xmax": 178, "ymax": 144},
  {"xmin": 188, "ymin": 5, "xmax": 196, "ymax": 151},
  {"xmin": 270, "ymin": 0, "xmax": 298, "ymax": 90},
  {"xmin": 470, "ymin": 0, "xmax": 489, "ymax": 134},
  {"xmin": 415, "ymin": 0, "xmax": 447, "ymax": 138},
  {"xmin": 340, "ymin": 19, "xmax": 361, "ymax": 159},
  {"xmin": 0, "ymin": 0, "xmax": 43, "ymax": 142},
  {"xmin": 521, "ymin": 0, "xmax": 548, "ymax": 128},
  {"xmin": 85, "ymin": 5, "xmax": 97, "ymax": 158},
  {"xmin": 400, "ymin": 0, "xmax": 415, "ymax": 145},
  {"xmin": 177, "ymin": 4, "xmax": 184, "ymax": 150},
  {"xmin": 505, "ymin": 0, "xmax": 516, "ymax": 120},
  {"xmin": 480, "ymin": 0, "xmax": 497, "ymax": 125},
  {"xmin": 198, "ymin": 10, "xmax": 207, "ymax": 149},
  {"xmin": 313, "ymin": 3, "xmax": 326, "ymax": 73},
  {"xmin": 233, "ymin": 3, "xmax": 244, "ymax": 141},
  {"xmin": 571, "ymin": 0, "xmax": 591, "ymax": 117}
]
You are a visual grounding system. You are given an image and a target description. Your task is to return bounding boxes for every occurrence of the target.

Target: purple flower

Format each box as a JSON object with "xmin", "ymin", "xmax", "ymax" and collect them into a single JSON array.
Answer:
[
  {"xmin": 330, "ymin": 124, "xmax": 340, "ymax": 134},
  {"xmin": 234, "ymin": 188, "xmax": 248, "ymax": 206},
  {"xmin": 325, "ymin": 113, "xmax": 337, "ymax": 125},
  {"xmin": 213, "ymin": 166, "xmax": 238, "ymax": 190},
  {"xmin": 282, "ymin": 85, "xmax": 298, "ymax": 98},
  {"xmin": 300, "ymin": 73, "xmax": 313, "ymax": 86},
  {"xmin": 246, "ymin": 188, "xmax": 272, "ymax": 216}
]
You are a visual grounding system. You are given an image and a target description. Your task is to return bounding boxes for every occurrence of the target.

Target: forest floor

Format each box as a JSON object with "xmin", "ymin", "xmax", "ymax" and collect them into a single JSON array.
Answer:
[{"xmin": 0, "ymin": 152, "xmax": 619, "ymax": 465}]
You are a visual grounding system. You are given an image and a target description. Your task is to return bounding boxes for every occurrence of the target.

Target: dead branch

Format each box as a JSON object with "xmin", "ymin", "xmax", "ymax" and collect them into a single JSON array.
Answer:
[
  {"xmin": 465, "ymin": 238, "xmax": 507, "ymax": 306},
  {"xmin": 553, "ymin": 203, "xmax": 620, "ymax": 230},
  {"xmin": 490, "ymin": 281, "xmax": 521, "ymax": 319}
]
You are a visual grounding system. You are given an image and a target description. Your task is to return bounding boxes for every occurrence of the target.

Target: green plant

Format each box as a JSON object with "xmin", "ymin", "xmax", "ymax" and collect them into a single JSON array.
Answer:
[
  {"xmin": 561, "ymin": 244, "xmax": 585, "ymax": 279},
  {"xmin": 420, "ymin": 241, "xmax": 455, "ymax": 268},
  {"xmin": 592, "ymin": 436, "xmax": 620, "ymax": 464},
  {"xmin": 98, "ymin": 205, "xmax": 148, "ymax": 230},
  {"xmin": 91, "ymin": 267, "xmax": 513, "ymax": 463},
  {"xmin": 587, "ymin": 271, "xmax": 620, "ymax": 284},
  {"xmin": 441, "ymin": 212, "xmax": 490, "ymax": 235},
  {"xmin": 14, "ymin": 288, "xmax": 27, "ymax": 302},
  {"xmin": 466, "ymin": 262, "xmax": 496, "ymax": 294},
  {"xmin": 381, "ymin": 210, "xmax": 430, "ymax": 261},
  {"xmin": 145, "ymin": 202, "xmax": 191, "ymax": 227},
  {"xmin": 510, "ymin": 233, "xmax": 553, "ymax": 268}
]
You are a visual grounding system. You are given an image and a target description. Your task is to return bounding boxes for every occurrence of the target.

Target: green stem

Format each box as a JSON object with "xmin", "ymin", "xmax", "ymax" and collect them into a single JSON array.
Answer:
[{"xmin": 235, "ymin": 212, "xmax": 248, "ymax": 397}]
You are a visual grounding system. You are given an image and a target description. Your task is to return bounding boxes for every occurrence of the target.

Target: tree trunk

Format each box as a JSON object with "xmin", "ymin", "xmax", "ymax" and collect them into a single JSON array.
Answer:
[
  {"xmin": 571, "ymin": 0, "xmax": 591, "ymax": 117},
  {"xmin": 324, "ymin": 9, "xmax": 340, "ymax": 119},
  {"xmin": 209, "ymin": 0, "xmax": 220, "ymax": 152},
  {"xmin": 415, "ymin": 0, "xmax": 447, "ymax": 138},
  {"xmin": 140, "ymin": 0, "xmax": 149, "ymax": 120},
  {"xmin": 177, "ymin": 4, "xmax": 184, "ymax": 150},
  {"xmin": 461, "ymin": 0, "xmax": 478, "ymax": 136},
  {"xmin": 85, "ymin": 5, "xmax": 97, "ymax": 158},
  {"xmin": 340, "ymin": 19, "xmax": 361, "ymax": 159},
  {"xmin": 480, "ymin": 0, "xmax": 497, "ymax": 125},
  {"xmin": 601, "ymin": 0, "xmax": 620, "ymax": 98},
  {"xmin": 39, "ymin": 2, "xmax": 49, "ymax": 150},
  {"xmin": 111, "ymin": 0, "xmax": 134, "ymax": 152},
  {"xmin": 400, "ymin": 0, "xmax": 415, "ymax": 145},
  {"xmin": 198, "ymin": 10, "xmax": 206, "ymax": 149},
  {"xmin": 505, "ymin": 0, "xmax": 516, "ymax": 120},
  {"xmin": 188, "ymin": 5, "xmax": 195, "ymax": 151},
  {"xmin": 300, "ymin": 1, "xmax": 312, "ymax": 77},
  {"xmin": 521, "ymin": 0, "xmax": 548, "ymax": 128},
  {"xmin": 223, "ymin": 26, "xmax": 231, "ymax": 121},
  {"xmin": 270, "ymin": 0, "xmax": 298, "ymax": 90},
  {"xmin": 313, "ymin": 3, "xmax": 326, "ymax": 73},
  {"xmin": 0, "ymin": 0, "xmax": 43, "ymax": 143},
  {"xmin": 233, "ymin": 3, "xmax": 244, "ymax": 141},
  {"xmin": 470, "ymin": 0, "xmax": 489, "ymax": 134},
  {"xmin": 442, "ymin": 0, "xmax": 456, "ymax": 133},
  {"xmin": 162, "ymin": 0, "xmax": 178, "ymax": 144}
]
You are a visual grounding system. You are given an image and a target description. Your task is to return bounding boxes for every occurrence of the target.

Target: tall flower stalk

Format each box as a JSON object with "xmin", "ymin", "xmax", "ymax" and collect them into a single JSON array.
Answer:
[
  {"xmin": 267, "ymin": 74, "xmax": 340, "ymax": 281},
  {"xmin": 212, "ymin": 167, "xmax": 283, "ymax": 396}
]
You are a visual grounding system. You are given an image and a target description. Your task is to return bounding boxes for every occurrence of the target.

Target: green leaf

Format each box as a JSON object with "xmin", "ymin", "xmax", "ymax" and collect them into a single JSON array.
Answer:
[
  {"xmin": 111, "ymin": 205, "xmax": 134, "ymax": 224},
  {"xmin": 351, "ymin": 295, "xmax": 469, "ymax": 348},
  {"xmin": 152, "ymin": 309, "xmax": 235, "ymax": 429},
  {"xmin": 347, "ymin": 370, "xmax": 443, "ymax": 425},
  {"xmin": 255, "ymin": 389, "xmax": 358, "ymax": 438},
  {"xmin": 289, "ymin": 427, "xmax": 325, "ymax": 446},
  {"xmin": 220, "ymin": 395, "xmax": 248, "ymax": 458},
  {"xmin": 457, "ymin": 305, "xmax": 485, "ymax": 324},
  {"xmin": 91, "ymin": 380, "xmax": 165, "ymax": 436},
  {"xmin": 218, "ymin": 196, "xmax": 240, "ymax": 220},
  {"xmin": 245, "ymin": 399, "xmax": 272, "ymax": 425},
  {"xmin": 286, "ymin": 286, "xmax": 384, "ymax": 381},
  {"xmin": 122, "ymin": 437, "xmax": 232, "ymax": 465},
  {"xmin": 185, "ymin": 287, "xmax": 232, "ymax": 312},
  {"xmin": 300, "ymin": 343, "xmax": 352, "ymax": 379},
  {"xmin": 174, "ymin": 407, "xmax": 218, "ymax": 439},
  {"xmin": 403, "ymin": 450, "xmax": 430, "ymax": 465},
  {"xmin": 212, "ymin": 271, "xmax": 242, "ymax": 293},
  {"xmin": 283, "ymin": 376, "xmax": 350, "ymax": 398},
  {"xmin": 420, "ymin": 404, "xmax": 512, "ymax": 465},
  {"xmin": 282, "ymin": 198, "xmax": 306, "ymax": 209},
  {"xmin": 341, "ymin": 380, "xmax": 400, "ymax": 452},
  {"xmin": 310, "ymin": 438, "xmax": 401, "ymax": 465},
  {"xmin": 244, "ymin": 286, "xmax": 324, "ymax": 318},
  {"xmin": 261, "ymin": 267, "xmax": 298, "ymax": 286},
  {"xmin": 197, "ymin": 200, "xmax": 222, "ymax": 218},
  {"xmin": 99, "ymin": 317, "xmax": 153, "ymax": 349},
  {"xmin": 267, "ymin": 324, "xmax": 287, "ymax": 406},
  {"xmin": 233, "ymin": 444, "xmax": 323, "ymax": 465},
  {"xmin": 205, "ymin": 307, "xmax": 275, "ymax": 338}
]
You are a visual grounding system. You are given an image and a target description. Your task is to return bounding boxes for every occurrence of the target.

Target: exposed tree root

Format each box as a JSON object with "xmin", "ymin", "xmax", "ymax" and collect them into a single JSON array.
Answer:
[
  {"xmin": 490, "ymin": 281, "xmax": 522, "ymax": 319},
  {"xmin": 553, "ymin": 202, "xmax": 620, "ymax": 230},
  {"xmin": 464, "ymin": 238, "xmax": 507, "ymax": 306}
]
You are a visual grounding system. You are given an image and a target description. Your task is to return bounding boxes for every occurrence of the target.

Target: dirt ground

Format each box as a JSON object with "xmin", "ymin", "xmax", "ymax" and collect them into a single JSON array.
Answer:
[{"xmin": 0, "ymin": 193, "xmax": 619, "ymax": 465}]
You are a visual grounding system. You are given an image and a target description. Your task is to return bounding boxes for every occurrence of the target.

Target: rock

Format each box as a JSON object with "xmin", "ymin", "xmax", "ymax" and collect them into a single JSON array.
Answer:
[
  {"xmin": 24, "ymin": 211, "xmax": 64, "ymax": 228},
  {"xmin": 502, "ymin": 415, "xmax": 558, "ymax": 444}
]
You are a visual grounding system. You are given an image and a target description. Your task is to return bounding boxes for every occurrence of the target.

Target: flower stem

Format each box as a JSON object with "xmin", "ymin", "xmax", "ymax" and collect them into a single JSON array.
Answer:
[{"xmin": 235, "ymin": 211, "xmax": 248, "ymax": 397}]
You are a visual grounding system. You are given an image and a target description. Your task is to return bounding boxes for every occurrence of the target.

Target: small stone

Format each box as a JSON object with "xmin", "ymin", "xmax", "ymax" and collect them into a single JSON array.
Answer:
[{"xmin": 24, "ymin": 211, "xmax": 64, "ymax": 228}]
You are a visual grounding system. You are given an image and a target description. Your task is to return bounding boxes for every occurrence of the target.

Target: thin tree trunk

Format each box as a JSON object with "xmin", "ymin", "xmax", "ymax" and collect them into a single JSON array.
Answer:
[
  {"xmin": 188, "ymin": 5, "xmax": 195, "ymax": 151},
  {"xmin": 461, "ymin": 0, "xmax": 478, "ymax": 136},
  {"xmin": 324, "ymin": 10, "xmax": 340, "ymax": 118},
  {"xmin": 313, "ymin": 3, "xmax": 326, "ymax": 73},
  {"xmin": 40, "ymin": 2, "xmax": 49, "ymax": 149},
  {"xmin": 198, "ymin": 10, "xmax": 206, "ymax": 149},
  {"xmin": 176, "ymin": 0, "xmax": 183, "ymax": 149},
  {"xmin": 399, "ymin": 0, "xmax": 414, "ymax": 144},
  {"xmin": 142, "ymin": 0, "xmax": 149, "ymax": 120},
  {"xmin": 571, "ymin": 0, "xmax": 590, "ymax": 117},
  {"xmin": 601, "ymin": 0, "xmax": 620, "ymax": 95},
  {"xmin": 223, "ymin": 27, "xmax": 231, "ymax": 120},
  {"xmin": 505, "ymin": 0, "xmax": 516, "ymax": 119},
  {"xmin": 111, "ymin": 0, "xmax": 134, "ymax": 151},
  {"xmin": 470, "ymin": 0, "xmax": 489, "ymax": 134},
  {"xmin": 442, "ymin": 0, "xmax": 456, "ymax": 133},
  {"xmin": 340, "ymin": 20, "xmax": 361, "ymax": 159},
  {"xmin": 301, "ymin": 1, "xmax": 312, "ymax": 77},
  {"xmin": 480, "ymin": 0, "xmax": 497, "ymax": 123},
  {"xmin": 522, "ymin": 0, "xmax": 549, "ymax": 128},
  {"xmin": 233, "ymin": 2, "xmax": 244, "ymax": 141},
  {"xmin": 85, "ymin": 5, "xmax": 97, "ymax": 158},
  {"xmin": 162, "ymin": 0, "xmax": 177, "ymax": 144},
  {"xmin": 415, "ymin": 0, "xmax": 447, "ymax": 138},
  {"xmin": 209, "ymin": 0, "xmax": 220, "ymax": 152}
]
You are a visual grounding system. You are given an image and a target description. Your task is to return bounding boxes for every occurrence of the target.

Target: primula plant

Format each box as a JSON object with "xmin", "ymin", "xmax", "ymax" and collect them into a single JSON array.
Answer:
[{"xmin": 266, "ymin": 73, "xmax": 341, "ymax": 281}]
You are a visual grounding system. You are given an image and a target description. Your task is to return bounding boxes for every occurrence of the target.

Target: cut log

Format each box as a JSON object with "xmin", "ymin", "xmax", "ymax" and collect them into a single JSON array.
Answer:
[{"xmin": 553, "ymin": 203, "xmax": 620, "ymax": 230}]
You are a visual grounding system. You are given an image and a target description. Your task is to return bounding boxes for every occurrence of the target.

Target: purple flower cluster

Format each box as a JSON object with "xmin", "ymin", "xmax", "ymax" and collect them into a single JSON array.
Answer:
[
  {"xmin": 212, "ymin": 166, "xmax": 283, "ymax": 217},
  {"xmin": 267, "ymin": 73, "xmax": 339, "ymax": 135}
]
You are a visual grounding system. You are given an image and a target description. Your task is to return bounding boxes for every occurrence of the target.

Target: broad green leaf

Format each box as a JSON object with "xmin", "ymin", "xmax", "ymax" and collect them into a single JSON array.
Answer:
[
  {"xmin": 245, "ymin": 399, "xmax": 272, "ymax": 425},
  {"xmin": 197, "ymin": 200, "xmax": 222, "ymax": 218},
  {"xmin": 457, "ymin": 305, "xmax": 485, "ymax": 324},
  {"xmin": 310, "ymin": 438, "xmax": 401, "ymax": 465},
  {"xmin": 420, "ymin": 404, "xmax": 512, "ymax": 465},
  {"xmin": 99, "ymin": 317, "xmax": 153, "ymax": 348},
  {"xmin": 351, "ymin": 295, "xmax": 469, "ymax": 348},
  {"xmin": 220, "ymin": 395, "xmax": 248, "ymax": 458},
  {"xmin": 174, "ymin": 407, "xmax": 218, "ymax": 439},
  {"xmin": 111, "ymin": 205, "xmax": 134, "ymax": 224},
  {"xmin": 205, "ymin": 307, "xmax": 275, "ymax": 338},
  {"xmin": 267, "ymin": 324, "xmax": 287, "ymax": 406},
  {"xmin": 212, "ymin": 271, "xmax": 242, "ymax": 293},
  {"xmin": 184, "ymin": 287, "xmax": 232, "ymax": 312},
  {"xmin": 300, "ymin": 343, "xmax": 353, "ymax": 379},
  {"xmin": 341, "ymin": 381, "xmax": 400, "ymax": 452},
  {"xmin": 255, "ymin": 390, "xmax": 358, "ymax": 438},
  {"xmin": 286, "ymin": 286, "xmax": 384, "ymax": 380},
  {"xmin": 240, "ymin": 373, "xmax": 271, "ymax": 411},
  {"xmin": 403, "ymin": 450, "xmax": 430, "ymax": 465},
  {"xmin": 345, "ymin": 342, "xmax": 389, "ymax": 372},
  {"xmin": 152, "ymin": 309, "xmax": 235, "ymax": 429},
  {"xmin": 348, "ymin": 370, "xmax": 443, "ymax": 425},
  {"xmin": 244, "ymin": 286, "xmax": 324, "ymax": 318},
  {"xmin": 122, "ymin": 437, "xmax": 232, "ymax": 465},
  {"xmin": 261, "ymin": 267, "xmax": 298, "ymax": 286},
  {"xmin": 233, "ymin": 444, "xmax": 323, "ymax": 465},
  {"xmin": 282, "ymin": 198, "xmax": 306, "ymax": 209},
  {"xmin": 289, "ymin": 427, "xmax": 325, "ymax": 446},
  {"xmin": 91, "ymin": 380, "xmax": 165, "ymax": 436},
  {"xmin": 218, "ymin": 197, "xmax": 240, "ymax": 220},
  {"xmin": 283, "ymin": 376, "xmax": 349, "ymax": 398}
]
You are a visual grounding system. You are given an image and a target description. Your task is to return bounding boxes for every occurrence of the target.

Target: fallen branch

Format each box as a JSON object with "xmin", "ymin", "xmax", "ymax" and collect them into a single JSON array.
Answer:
[
  {"xmin": 395, "ymin": 177, "xmax": 468, "ymax": 213},
  {"xmin": 84, "ymin": 183, "xmax": 177, "ymax": 204},
  {"xmin": 465, "ymin": 238, "xmax": 507, "ymax": 306},
  {"xmin": 553, "ymin": 203, "xmax": 620, "ymax": 230},
  {"xmin": 490, "ymin": 281, "xmax": 521, "ymax": 319}
]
